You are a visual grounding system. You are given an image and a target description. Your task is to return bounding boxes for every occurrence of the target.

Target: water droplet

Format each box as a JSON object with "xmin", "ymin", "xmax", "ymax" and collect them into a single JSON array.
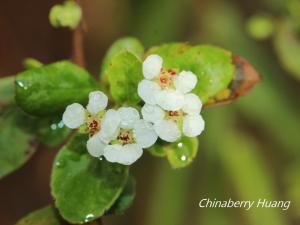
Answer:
[
  {"xmin": 84, "ymin": 213, "xmax": 95, "ymax": 222},
  {"xmin": 17, "ymin": 81, "xmax": 24, "ymax": 87},
  {"xmin": 57, "ymin": 121, "xmax": 64, "ymax": 128},
  {"xmin": 50, "ymin": 124, "xmax": 57, "ymax": 130},
  {"xmin": 177, "ymin": 142, "xmax": 183, "ymax": 148},
  {"xmin": 99, "ymin": 157, "xmax": 103, "ymax": 160},
  {"xmin": 55, "ymin": 160, "xmax": 64, "ymax": 168},
  {"xmin": 16, "ymin": 81, "xmax": 28, "ymax": 90},
  {"xmin": 180, "ymin": 155, "xmax": 187, "ymax": 161}
]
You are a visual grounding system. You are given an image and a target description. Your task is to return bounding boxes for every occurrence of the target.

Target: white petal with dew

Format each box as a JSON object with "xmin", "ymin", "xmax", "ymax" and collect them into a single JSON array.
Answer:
[
  {"xmin": 138, "ymin": 79, "xmax": 161, "ymax": 105},
  {"xmin": 86, "ymin": 133, "xmax": 106, "ymax": 157},
  {"xmin": 99, "ymin": 109, "xmax": 121, "ymax": 143},
  {"xmin": 142, "ymin": 54, "xmax": 163, "ymax": 79},
  {"xmin": 87, "ymin": 91, "xmax": 108, "ymax": 115},
  {"xmin": 141, "ymin": 104, "xmax": 165, "ymax": 123},
  {"xmin": 155, "ymin": 89, "xmax": 184, "ymax": 111},
  {"xmin": 182, "ymin": 93, "xmax": 202, "ymax": 115},
  {"xmin": 173, "ymin": 71, "xmax": 197, "ymax": 93},
  {"xmin": 104, "ymin": 144, "xmax": 143, "ymax": 165},
  {"xmin": 118, "ymin": 107, "xmax": 140, "ymax": 129},
  {"xmin": 133, "ymin": 120, "xmax": 158, "ymax": 148},
  {"xmin": 183, "ymin": 114, "xmax": 205, "ymax": 137},
  {"xmin": 62, "ymin": 103, "xmax": 85, "ymax": 129},
  {"xmin": 154, "ymin": 120, "xmax": 181, "ymax": 142}
]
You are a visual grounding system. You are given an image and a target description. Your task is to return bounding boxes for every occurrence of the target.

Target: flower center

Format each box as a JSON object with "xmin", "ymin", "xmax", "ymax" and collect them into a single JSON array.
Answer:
[
  {"xmin": 86, "ymin": 113, "xmax": 104, "ymax": 136},
  {"xmin": 155, "ymin": 69, "xmax": 178, "ymax": 89},
  {"xmin": 165, "ymin": 110, "xmax": 183, "ymax": 122},
  {"xmin": 117, "ymin": 129, "xmax": 135, "ymax": 145}
]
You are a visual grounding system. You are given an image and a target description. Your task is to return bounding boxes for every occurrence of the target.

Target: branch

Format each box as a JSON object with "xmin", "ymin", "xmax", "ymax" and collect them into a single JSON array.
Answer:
[{"xmin": 72, "ymin": 0, "xmax": 85, "ymax": 67}]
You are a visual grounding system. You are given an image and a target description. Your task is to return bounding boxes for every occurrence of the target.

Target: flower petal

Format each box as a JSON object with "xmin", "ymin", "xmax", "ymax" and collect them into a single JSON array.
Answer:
[
  {"xmin": 142, "ymin": 54, "xmax": 163, "ymax": 79},
  {"xmin": 62, "ymin": 103, "xmax": 85, "ymax": 129},
  {"xmin": 87, "ymin": 91, "xmax": 108, "ymax": 115},
  {"xmin": 133, "ymin": 120, "xmax": 158, "ymax": 148},
  {"xmin": 182, "ymin": 93, "xmax": 202, "ymax": 115},
  {"xmin": 155, "ymin": 89, "xmax": 184, "ymax": 111},
  {"xmin": 138, "ymin": 79, "xmax": 161, "ymax": 105},
  {"xmin": 99, "ymin": 109, "xmax": 121, "ymax": 143},
  {"xmin": 118, "ymin": 107, "xmax": 140, "ymax": 129},
  {"xmin": 86, "ymin": 133, "xmax": 106, "ymax": 157},
  {"xmin": 173, "ymin": 71, "xmax": 197, "ymax": 93},
  {"xmin": 154, "ymin": 120, "xmax": 181, "ymax": 142},
  {"xmin": 104, "ymin": 144, "xmax": 143, "ymax": 165},
  {"xmin": 183, "ymin": 114, "xmax": 205, "ymax": 137},
  {"xmin": 141, "ymin": 104, "xmax": 165, "ymax": 123}
]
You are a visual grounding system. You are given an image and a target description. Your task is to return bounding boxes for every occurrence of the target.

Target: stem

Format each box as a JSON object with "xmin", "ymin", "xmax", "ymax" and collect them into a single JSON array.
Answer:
[{"xmin": 72, "ymin": 0, "xmax": 85, "ymax": 67}]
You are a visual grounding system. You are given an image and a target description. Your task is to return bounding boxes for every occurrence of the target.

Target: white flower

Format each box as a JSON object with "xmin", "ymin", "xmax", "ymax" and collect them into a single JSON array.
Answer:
[
  {"xmin": 137, "ymin": 54, "xmax": 198, "ymax": 111},
  {"xmin": 62, "ymin": 90, "xmax": 109, "ymax": 156},
  {"xmin": 62, "ymin": 91, "xmax": 108, "ymax": 130},
  {"xmin": 86, "ymin": 107, "xmax": 158, "ymax": 165},
  {"xmin": 141, "ymin": 93, "xmax": 204, "ymax": 142}
]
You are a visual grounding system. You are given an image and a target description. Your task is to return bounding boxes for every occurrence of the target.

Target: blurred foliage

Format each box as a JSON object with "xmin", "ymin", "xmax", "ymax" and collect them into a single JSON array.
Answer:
[
  {"xmin": 247, "ymin": 15, "xmax": 274, "ymax": 40},
  {"xmin": 0, "ymin": 107, "xmax": 37, "ymax": 179},
  {"xmin": 246, "ymin": 0, "xmax": 300, "ymax": 82}
]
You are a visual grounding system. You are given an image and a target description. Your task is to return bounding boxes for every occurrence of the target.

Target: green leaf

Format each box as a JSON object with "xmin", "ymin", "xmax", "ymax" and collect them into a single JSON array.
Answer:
[
  {"xmin": 101, "ymin": 37, "xmax": 144, "ymax": 76},
  {"xmin": 23, "ymin": 58, "xmax": 43, "ymax": 69},
  {"xmin": 0, "ymin": 107, "xmax": 37, "ymax": 179},
  {"xmin": 49, "ymin": 0, "xmax": 82, "ymax": 29},
  {"xmin": 51, "ymin": 134, "xmax": 129, "ymax": 223},
  {"xmin": 15, "ymin": 206, "xmax": 62, "ymax": 225},
  {"xmin": 109, "ymin": 174, "xmax": 136, "ymax": 215},
  {"xmin": 146, "ymin": 43, "xmax": 235, "ymax": 103},
  {"xmin": 147, "ymin": 139, "xmax": 167, "ymax": 157},
  {"xmin": 16, "ymin": 61, "xmax": 97, "ymax": 117},
  {"xmin": 273, "ymin": 20, "xmax": 300, "ymax": 81},
  {"xmin": 147, "ymin": 137, "xmax": 199, "ymax": 168},
  {"xmin": 0, "ymin": 76, "xmax": 15, "ymax": 108},
  {"xmin": 165, "ymin": 136, "xmax": 199, "ymax": 169},
  {"xmin": 107, "ymin": 51, "xmax": 143, "ymax": 105}
]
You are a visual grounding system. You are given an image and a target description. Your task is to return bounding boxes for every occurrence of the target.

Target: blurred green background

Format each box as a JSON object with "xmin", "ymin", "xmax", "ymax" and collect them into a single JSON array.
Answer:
[{"xmin": 0, "ymin": 0, "xmax": 299, "ymax": 225}]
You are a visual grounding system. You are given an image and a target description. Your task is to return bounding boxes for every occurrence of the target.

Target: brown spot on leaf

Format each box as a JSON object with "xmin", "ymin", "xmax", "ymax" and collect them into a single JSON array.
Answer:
[{"xmin": 204, "ymin": 55, "xmax": 261, "ymax": 108}]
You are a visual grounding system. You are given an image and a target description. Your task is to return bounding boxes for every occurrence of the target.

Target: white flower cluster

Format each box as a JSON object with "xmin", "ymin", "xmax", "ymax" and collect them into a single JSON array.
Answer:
[
  {"xmin": 63, "ymin": 92, "xmax": 157, "ymax": 165},
  {"xmin": 62, "ymin": 54, "xmax": 205, "ymax": 165},
  {"xmin": 138, "ymin": 54, "xmax": 205, "ymax": 142}
]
